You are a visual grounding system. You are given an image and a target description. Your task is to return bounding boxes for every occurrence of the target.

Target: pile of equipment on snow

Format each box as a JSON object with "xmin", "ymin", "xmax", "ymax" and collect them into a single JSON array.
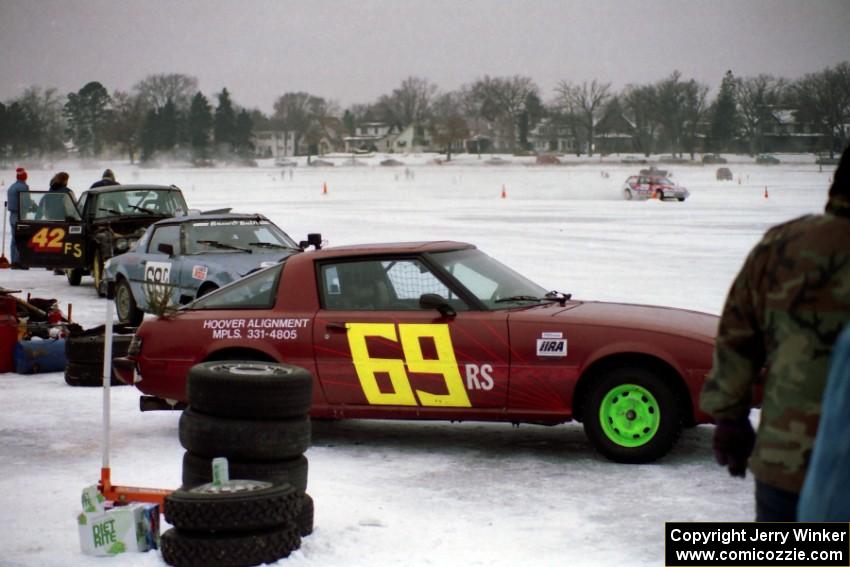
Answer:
[{"xmin": 0, "ymin": 286, "xmax": 70, "ymax": 374}]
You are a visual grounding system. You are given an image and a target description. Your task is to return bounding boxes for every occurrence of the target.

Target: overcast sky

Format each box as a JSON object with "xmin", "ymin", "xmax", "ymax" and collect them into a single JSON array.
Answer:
[{"xmin": 1, "ymin": 0, "xmax": 848, "ymax": 113}]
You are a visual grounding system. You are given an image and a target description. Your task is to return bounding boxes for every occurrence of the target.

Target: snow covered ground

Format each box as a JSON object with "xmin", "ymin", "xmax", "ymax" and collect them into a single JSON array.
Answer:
[{"xmin": 0, "ymin": 155, "xmax": 833, "ymax": 566}]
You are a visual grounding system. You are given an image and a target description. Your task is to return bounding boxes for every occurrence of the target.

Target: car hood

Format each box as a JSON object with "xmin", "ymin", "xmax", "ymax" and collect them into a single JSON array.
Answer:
[{"xmin": 514, "ymin": 301, "xmax": 718, "ymax": 342}]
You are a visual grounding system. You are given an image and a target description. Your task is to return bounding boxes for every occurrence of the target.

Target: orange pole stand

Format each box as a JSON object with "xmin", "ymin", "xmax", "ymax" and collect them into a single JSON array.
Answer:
[
  {"xmin": 323, "ymin": 182, "xmax": 328, "ymax": 195},
  {"xmin": 500, "ymin": 185, "xmax": 506, "ymax": 199},
  {"xmin": 99, "ymin": 467, "xmax": 173, "ymax": 508},
  {"xmin": 764, "ymin": 186, "xmax": 769, "ymax": 199}
]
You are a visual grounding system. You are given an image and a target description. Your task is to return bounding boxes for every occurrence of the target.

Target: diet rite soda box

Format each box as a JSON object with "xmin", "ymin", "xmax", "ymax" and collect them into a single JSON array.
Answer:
[{"xmin": 77, "ymin": 500, "xmax": 160, "ymax": 556}]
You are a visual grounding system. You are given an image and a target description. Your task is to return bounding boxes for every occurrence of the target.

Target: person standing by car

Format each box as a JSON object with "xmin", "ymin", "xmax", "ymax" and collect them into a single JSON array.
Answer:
[
  {"xmin": 90, "ymin": 168, "xmax": 119, "ymax": 188},
  {"xmin": 700, "ymin": 145, "xmax": 850, "ymax": 521},
  {"xmin": 6, "ymin": 167, "xmax": 29, "ymax": 269},
  {"xmin": 38, "ymin": 171, "xmax": 76, "ymax": 220}
]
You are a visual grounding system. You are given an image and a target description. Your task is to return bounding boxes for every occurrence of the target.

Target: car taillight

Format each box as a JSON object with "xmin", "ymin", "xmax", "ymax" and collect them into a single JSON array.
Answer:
[{"xmin": 128, "ymin": 335, "xmax": 142, "ymax": 356}]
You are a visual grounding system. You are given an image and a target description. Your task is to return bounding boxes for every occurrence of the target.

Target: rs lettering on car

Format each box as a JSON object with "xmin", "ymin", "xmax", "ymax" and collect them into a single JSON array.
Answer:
[{"xmin": 346, "ymin": 322, "xmax": 473, "ymax": 408}]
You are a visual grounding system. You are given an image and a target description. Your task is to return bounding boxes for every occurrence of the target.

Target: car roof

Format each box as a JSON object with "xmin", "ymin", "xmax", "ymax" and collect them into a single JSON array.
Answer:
[
  {"xmin": 149, "ymin": 212, "xmax": 271, "ymax": 226},
  {"xmin": 83, "ymin": 184, "xmax": 183, "ymax": 195},
  {"xmin": 309, "ymin": 241, "xmax": 475, "ymax": 259}
]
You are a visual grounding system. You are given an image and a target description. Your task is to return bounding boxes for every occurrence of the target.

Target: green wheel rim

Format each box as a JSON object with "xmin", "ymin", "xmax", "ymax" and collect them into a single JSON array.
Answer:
[{"xmin": 598, "ymin": 383, "xmax": 660, "ymax": 448}]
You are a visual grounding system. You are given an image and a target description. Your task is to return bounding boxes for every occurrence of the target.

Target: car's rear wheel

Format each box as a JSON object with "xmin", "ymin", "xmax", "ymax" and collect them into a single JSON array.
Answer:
[
  {"xmin": 66, "ymin": 268, "xmax": 82, "ymax": 286},
  {"xmin": 623, "ymin": 189, "xmax": 632, "ymax": 200},
  {"xmin": 583, "ymin": 367, "xmax": 681, "ymax": 463},
  {"xmin": 115, "ymin": 278, "xmax": 144, "ymax": 326},
  {"xmin": 677, "ymin": 196, "xmax": 685, "ymax": 202}
]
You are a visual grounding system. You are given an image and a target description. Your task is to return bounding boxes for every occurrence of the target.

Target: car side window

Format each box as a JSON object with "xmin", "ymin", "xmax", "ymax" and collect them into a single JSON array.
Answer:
[
  {"xmin": 148, "ymin": 225, "xmax": 181, "ymax": 255},
  {"xmin": 320, "ymin": 258, "xmax": 464, "ymax": 311}
]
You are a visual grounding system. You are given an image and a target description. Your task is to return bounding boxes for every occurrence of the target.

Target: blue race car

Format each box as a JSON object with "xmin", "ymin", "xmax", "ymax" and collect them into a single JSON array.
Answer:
[{"xmin": 104, "ymin": 211, "xmax": 304, "ymax": 325}]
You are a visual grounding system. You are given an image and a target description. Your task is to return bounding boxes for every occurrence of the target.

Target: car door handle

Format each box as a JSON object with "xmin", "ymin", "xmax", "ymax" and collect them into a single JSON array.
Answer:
[{"xmin": 326, "ymin": 322, "xmax": 348, "ymax": 332}]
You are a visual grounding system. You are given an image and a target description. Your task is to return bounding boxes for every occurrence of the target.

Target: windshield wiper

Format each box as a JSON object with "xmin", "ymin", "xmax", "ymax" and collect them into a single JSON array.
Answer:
[
  {"xmin": 248, "ymin": 241, "xmax": 300, "ymax": 251},
  {"xmin": 128, "ymin": 205, "xmax": 157, "ymax": 215},
  {"xmin": 196, "ymin": 239, "xmax": 252, "ymax": 253},
  {"xmin": 495, "ymin": 291, "xmax": 573, "ymax": 306},
  {"xmin": 98, "ymin": 207, "xmax": 123, "ymax": 215}
]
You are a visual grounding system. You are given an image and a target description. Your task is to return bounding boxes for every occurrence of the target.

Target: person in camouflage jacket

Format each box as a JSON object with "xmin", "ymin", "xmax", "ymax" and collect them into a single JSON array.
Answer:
[{"xmin": 700, "ymin": 145, "xmax": 850, "ymax": 521}]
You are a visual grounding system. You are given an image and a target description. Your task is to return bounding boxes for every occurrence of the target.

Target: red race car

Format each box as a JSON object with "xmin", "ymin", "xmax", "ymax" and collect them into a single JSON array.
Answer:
[{"xmin": 116, "ymin": 241, "xmax": 718, "ymax": 463}]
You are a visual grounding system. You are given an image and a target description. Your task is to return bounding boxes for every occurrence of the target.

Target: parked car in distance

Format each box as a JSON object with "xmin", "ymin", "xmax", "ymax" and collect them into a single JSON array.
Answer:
[
  {"xmin": 756, "ymin": 154, "xmax": 780, "ymax": 165},
  {"xmin": 14, "ymin": 185, "xmax": 188, "ymax": 295},
  {"xmin": 716, "ymin": 167, "xmax": 733, "ymax": 181},
  {"xmin": 622, "ymin": 175, "xmax": 689, "ymax": 201},
  {"xmin": 115, "ymin": 240, "xmax": 730, "ymax": 463},
  {"xmin": 104, "ymin": 211, "xmax": 306, "ymax": 326},
  {"xmin": 702, "ymin": 154, "xmax": 727, "ymax": 164}
]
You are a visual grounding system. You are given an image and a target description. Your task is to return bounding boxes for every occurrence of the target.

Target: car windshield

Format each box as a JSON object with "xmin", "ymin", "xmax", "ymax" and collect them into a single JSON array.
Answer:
[
  {"xmin": 427, "ymin": 248, "xmax": 550, "ymax": 309},
  {"xmin": 184, "ymin": 219, "xmax": 298, "ymax": 254},
  {"xmin": 94, "ymin": 189, "xmax": 186, "ymax": 219},
  {"xmin": 653, "ymin": 177, "xmax": 673, "ymax": 185}
]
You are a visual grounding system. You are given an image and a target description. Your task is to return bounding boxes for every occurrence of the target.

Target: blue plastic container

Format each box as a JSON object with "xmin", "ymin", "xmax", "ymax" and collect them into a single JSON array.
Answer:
[{"xmin": 13, "ymin": 338, "xmax": 67, "ymax": 374}]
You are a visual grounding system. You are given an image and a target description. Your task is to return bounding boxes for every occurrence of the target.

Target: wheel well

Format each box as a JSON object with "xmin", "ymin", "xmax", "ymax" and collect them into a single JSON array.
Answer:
[
  {"xmin": 204, "ymin": 348, "xmax": 276, "ymax": 363},
  {"xmin": 573, "ymin": 353, "xmax": 695, "ymax": 426}
]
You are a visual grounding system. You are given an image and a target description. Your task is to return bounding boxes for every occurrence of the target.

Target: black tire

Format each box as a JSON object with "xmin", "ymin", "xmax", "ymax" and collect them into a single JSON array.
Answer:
[
  {"xmin": 160, "ymin": 525, "xmax": 300, "ymax": 567},
  {"xmin": 187, "ymin": 361, "xmax": 313, "ymax": 419},
  {"xmin": 65, "ymin": 333, "xmax": 133, "ymax": 363},
  {"xmin": 181, "ymin": 451, "xmax": 309, "ymax": 494},
  {"xmin": 677, "ymin": 197, "xmax": 685, "ymax": 202},
  {"xmin": 165, "ymin": 480, "xmax": 301, "ymax": 532},
  {"xmin": 297, "ymin": 493, "xmax": 314, "ymax": 537},
  {"xmin": 115, "ymin": 278, "xmax": 144, "ymax": 327},
  {"xmin": 64, "ymin": 361, "xmax": 127, "ymax": 387},
  {"xmin": 92, "ymin": 250, "xmax": 105, "ymax": 297},
  {"xmin": 582, "ymin": 367, "xmax": 682, "ymax": 464},
  {"xmin": 179, "ymin": 409, "xmax": 311, "ymax": 461},
  {"xmin": 66, "ymin": 268, "xmax": 82, "ymax": 286}
]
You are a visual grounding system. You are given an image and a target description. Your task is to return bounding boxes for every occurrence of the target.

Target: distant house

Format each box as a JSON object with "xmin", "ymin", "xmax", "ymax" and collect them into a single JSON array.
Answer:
[
  {"xmin": 761, "ymin": 109, "xmax": 824, "ymax": 153},
  {"xmin": 309, "ymin": 117, "xmax": 346, "ymax": 155},
  {"xmin": 392, "ymin": 123, "xmax": 433, "ymax": 153},
  {"xmin": 594, "ymin": 109, "xmax": 636, "ymax": 154},
  {"xmin": 253, "ymin": 130, "xmax": 295, "ymax": 158},
  {"xmin": 344, "ymin": 122, "xmax": 402, "ymax": 152},
  {"xmin": 530, "ymin": 117, "xmax": 579, "ymax": 154}
]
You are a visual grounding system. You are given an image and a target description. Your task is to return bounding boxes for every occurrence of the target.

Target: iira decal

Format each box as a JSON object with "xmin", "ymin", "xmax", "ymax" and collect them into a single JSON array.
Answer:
[{"xmin": 536, "ymin": 332, "xmax": 567, "ymax": 357}]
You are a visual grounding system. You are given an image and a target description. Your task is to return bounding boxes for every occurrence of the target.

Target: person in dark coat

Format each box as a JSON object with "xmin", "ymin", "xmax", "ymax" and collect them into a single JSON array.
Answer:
[
  {"xmin": 700, "ymin": 145, "xmax": 850, "ymax": 521},
  {"xmin": 90, "ymin": 169, "xmax": 119, "ymax": 188},
  {"xmin": 6, "ymin": 167, "xmax": 29, "ymax": 268},
  {"xmin": 37, "ymin": 172, "xmax": 76, "ymax": 220}
]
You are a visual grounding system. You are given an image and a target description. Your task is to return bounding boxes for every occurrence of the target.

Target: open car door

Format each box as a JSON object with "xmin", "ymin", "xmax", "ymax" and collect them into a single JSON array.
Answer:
[{"xmin": 15, "ymin": 191, "xmax": 87, "ymax": 270}]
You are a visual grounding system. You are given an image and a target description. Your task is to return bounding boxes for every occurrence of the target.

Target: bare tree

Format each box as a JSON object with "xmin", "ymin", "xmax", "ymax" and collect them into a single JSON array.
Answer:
[
  {"xmin": 378, "ymin": 76, "xmax": 438, "ymax": 127},
  {"xmin": 471, "ymin": 75, "xmax": 538, "ymax": 152},
  {"xmin": 133, "ymin": 73, "xmax": 199, "ymax": 111},
  {"xmin": 429, "ymin": 91, "xmax": 469, "ymax": 161},
  {"xmin": 15, "ymin": 86, "xmax": 66, "ymax": 159},
  {"xmin": 622, "ymin": 84, "xmax": 659, "ymax": 156},
  {"xmin": 792, "ymin": 62, "xmax": 850, "ymax": 157},
  {"xmin": 682, "ymin": 79, "xmax": 709, "ymax": 160},
  {"xmin": 273, "ymin": 92, "xmax": 332, "ymax": 156},
  {"xmin": 737, "ymin": 74, "xmax": 786, "ymax": 155},
  {"xmin": 555, "ymin": 80, "xmax": 611, "ymax": 156}
]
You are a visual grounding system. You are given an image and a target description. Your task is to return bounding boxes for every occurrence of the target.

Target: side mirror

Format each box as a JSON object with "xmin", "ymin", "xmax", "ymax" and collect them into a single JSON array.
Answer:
[
  {"xmin": 419, "ymin": 293, "xmax": 456, "ymax": 318},
  {"xmin": 157, "ymin": 243, "xmax": 174, "ymax": 257},
  {"xmin": 300, "ymin": 233, "xmax": 323, "ymax": 250}
]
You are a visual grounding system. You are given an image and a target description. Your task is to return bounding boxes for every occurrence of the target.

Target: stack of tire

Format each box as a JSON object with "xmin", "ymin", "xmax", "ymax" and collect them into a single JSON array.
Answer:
[
  {"xmin": 64, "ymin": 324, "xmax": 137, "ymax": 387},
  {"xmin": 161, "ymin": 361, "xmax": 314, "ymax": 567}
]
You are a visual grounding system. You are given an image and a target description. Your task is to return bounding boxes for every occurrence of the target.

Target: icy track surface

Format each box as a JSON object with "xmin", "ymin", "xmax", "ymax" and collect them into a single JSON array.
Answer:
[{"xmin": 0, "ymin": 156, "xmax": 832, "ymax": 566}]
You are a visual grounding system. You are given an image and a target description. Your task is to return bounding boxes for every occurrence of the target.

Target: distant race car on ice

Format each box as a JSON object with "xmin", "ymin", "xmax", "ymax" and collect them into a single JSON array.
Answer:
[
  {"xmin": 114, "ymin": 241, "xmax": 737, "ymax": 463},
  {"xmin": 622, "ymin": 175, "xmax": 689, "ymax": 201},
  {"xmin": 104, "ymin": 211, "xmax": 304, "ymax": 326}
]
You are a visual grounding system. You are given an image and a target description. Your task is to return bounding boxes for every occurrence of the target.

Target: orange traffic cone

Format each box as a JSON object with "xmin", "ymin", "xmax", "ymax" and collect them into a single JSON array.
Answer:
[
  {"xmin": 323, "ymin": 182, "xmax": 328, "ymax": 195},
  {"xmin": 764, "ymin": 186, "xmax": 769, "ymax": 199},
  {"xmin": 500, "ymin": 185, "xmax": 506, "ymax": 199}
]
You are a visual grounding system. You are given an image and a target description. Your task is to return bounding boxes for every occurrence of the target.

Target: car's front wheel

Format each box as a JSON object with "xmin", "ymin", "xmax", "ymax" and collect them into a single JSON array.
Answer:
[
  {"xmin": 115, "ymin": 278, "xmax": 144, "ymax": 326},
  {"xmin": 66, "ymin": 268, "xmax": 82, "ymax": 286},
  {"xmin": 92, "ymin": 251, "xmax": 106, "ymax": 297},
  {"xmin": 583, "ymin": 367, "xmax": 681, "ymax": 463}
]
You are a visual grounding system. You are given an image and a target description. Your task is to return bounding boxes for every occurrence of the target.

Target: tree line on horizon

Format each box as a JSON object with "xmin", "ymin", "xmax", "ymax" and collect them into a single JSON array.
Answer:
[{"xmin": 0, "ymin": 62, "xmax": 847, "ymax": 167}]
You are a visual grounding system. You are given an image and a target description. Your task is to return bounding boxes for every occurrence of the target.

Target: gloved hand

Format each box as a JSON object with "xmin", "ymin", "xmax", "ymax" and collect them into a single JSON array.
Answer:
[{"xmin": 713, "ymin": 418, "xmax": 755, "ymax": 478}]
